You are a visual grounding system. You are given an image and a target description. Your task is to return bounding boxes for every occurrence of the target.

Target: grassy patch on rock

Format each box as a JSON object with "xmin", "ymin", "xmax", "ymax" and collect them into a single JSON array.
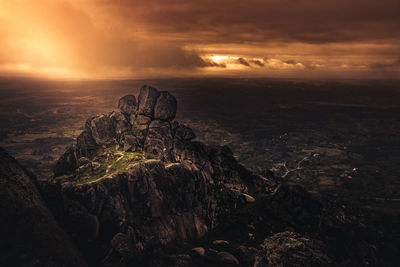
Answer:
[{"xmin": 64, "ymin": 144, "xmax": 158, "ymax": 185}]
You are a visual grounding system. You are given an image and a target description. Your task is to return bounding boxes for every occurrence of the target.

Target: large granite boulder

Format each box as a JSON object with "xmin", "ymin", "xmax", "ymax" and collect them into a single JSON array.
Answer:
[
  {"xmin": 110, "ymin": 111, "xmax": 131, "ymax": 136},
  {"xmin": 154, "ymin": 91, "xmax": 177, "ymax": 121},
  {"xmin": 89, "ymin": 114, "xmax": 115, "ymax": 144},
  {"xmin": 118, "ymin": 95, "xmax": 137, "ymax": 115},
  {"xmin": 137, "ymin": 85, "xmax": 160, "ymax": 117}
]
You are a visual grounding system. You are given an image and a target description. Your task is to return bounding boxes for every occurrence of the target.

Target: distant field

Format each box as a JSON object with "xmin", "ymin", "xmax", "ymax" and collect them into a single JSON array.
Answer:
[{"xmin": 1, "ymin": 77, "xmax": 400, "ymax": 213}]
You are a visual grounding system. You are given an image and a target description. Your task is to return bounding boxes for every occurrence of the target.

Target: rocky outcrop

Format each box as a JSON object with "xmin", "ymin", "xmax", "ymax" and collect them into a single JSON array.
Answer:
[
  {"xmin": 0, "ymin": 148, "xmax": 86, "ymax": 267},
  {"xmin": 48, "ymin": 86, "xmax": 272, "ymax": 266},
  {"xmin": 53, "ymin": 85, "xmax": 181, "ymax": 177},
  {"xmin": 43, "ymin": 85, "xmax": 381, "ymax": 266}
]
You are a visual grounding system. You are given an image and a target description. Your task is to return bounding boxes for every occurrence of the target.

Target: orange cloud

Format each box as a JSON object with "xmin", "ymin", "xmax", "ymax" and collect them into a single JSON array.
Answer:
[{"xmin": 0, "ymin": 0, "xmax": 399, "ymax": 79}]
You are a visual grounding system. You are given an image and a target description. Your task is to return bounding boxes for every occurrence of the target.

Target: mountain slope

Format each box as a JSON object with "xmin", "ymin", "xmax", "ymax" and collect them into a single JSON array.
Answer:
[{"xmin": 0, "ymin": 147, "xmax": 86, "ymax": 267}]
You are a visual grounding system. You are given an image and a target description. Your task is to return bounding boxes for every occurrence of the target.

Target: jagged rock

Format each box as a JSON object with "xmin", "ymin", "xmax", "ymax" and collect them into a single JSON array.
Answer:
[
  {"xmin": 175, "ymin": 125, "xmax": 196, "ymax": 141},
  {"xmin": 54, "ymin": 146, "xmax": 77, "ymax": 177},
  {"xmin": 191, "ymin": 247, "xmax": 206, "ymax": 257},
  {"xmin": 154, "ymin": 91, "xmax": 177, "ymax": 121},
  {"xmin": 110, "ymin": 111, "xmax": 131, "ymax": 136},
  {"xmin": 144, "ymin": 120, "xmax": 173, "ymax": 159},
  {"xmin": 0, "ymin": 148, "xmax": 86, "ymax": 266},
  {"xmin": 90, "ymin": 115, "xmax": 115, "ymax": 144},
  {"xmin": 45, "ymin": 156, "xmax": 260, "ymax": 265},
  {"xmin": 137, "ymin": 85, "xmax": 160, "ymax": 117},
  {"xmin": 118, "ymin": 95, "xmax": 137, "ymax": 115},
  {"xmin": 76, "ymin": 130, "xmax": 97, "ymax": 159},
  {"xmin": 254, "ymin": 231, "xmax": 331, "ymax": 267}
]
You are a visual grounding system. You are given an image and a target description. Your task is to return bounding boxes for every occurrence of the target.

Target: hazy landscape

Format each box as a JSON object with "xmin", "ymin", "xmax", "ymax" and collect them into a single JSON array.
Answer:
[{"xmin": 1, "ymin": 78, "xmax": 399, "ymax": 205}]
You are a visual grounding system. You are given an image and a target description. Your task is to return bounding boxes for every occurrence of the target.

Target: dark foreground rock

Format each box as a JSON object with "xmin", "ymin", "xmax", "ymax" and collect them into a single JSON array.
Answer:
[{"xmin": 0, "ymin": 148, "xmax": 86, "ymax": 267}]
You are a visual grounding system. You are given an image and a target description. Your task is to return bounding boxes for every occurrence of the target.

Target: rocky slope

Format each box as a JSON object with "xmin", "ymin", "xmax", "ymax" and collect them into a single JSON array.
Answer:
[
  {"xmin": 0, "ymin": 148, "xmax": 86, "ymax": 267},
  {"xmin": 1, "ymin": 85, "xmax": 388, "ymax": 266}
]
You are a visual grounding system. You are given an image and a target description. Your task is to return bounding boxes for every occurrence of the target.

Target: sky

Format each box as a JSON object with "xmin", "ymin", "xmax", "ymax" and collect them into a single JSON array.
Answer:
[{"xmin": 0, "ymin": 0, "xmax": 399, "ymax": 79}]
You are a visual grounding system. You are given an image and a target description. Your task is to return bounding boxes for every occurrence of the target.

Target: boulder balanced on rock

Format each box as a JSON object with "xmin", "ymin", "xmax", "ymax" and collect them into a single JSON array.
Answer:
[
  {"xmin": 137, "ymin": 85, "xmax": 160, "ymax": 117},
  {"xmin": 49, "ymin": 85, "xmax": 272, "ymax": 266},
  {"xmin": 53, "ymin": 85, "xmax": 183, "ymax": 176}
]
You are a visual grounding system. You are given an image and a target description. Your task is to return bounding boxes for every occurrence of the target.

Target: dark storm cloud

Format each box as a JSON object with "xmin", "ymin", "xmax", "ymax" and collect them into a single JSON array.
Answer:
[
  {"xmin": 369, "ymin": 58, "xmax": 400, "ymax": 72},
  {"xmin": 283, "ymin": 60, "xmax": 298, "ymax": 65},
  {"xmin": 250, "ymin": 59, "xmax": 264, "ymax": 67},
  {"xmin": 237, "ymin": 58, "xmax": 250, "ymax": 67},
  {"xmin": 103, "ymin": 0, "xmax": 400, "ymax": 44}
]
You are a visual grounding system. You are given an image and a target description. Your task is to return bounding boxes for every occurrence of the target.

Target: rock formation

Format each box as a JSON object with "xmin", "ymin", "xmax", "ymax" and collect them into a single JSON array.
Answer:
[{"xmin": 48, "ymin": 85, "xmax": 272, "ymax": 266}]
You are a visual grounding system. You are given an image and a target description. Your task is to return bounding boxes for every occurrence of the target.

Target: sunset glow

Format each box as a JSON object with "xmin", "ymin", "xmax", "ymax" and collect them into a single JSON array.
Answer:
[{"xmin": 0, "ymin": 0, "xmax": 399, "ymax": 79}]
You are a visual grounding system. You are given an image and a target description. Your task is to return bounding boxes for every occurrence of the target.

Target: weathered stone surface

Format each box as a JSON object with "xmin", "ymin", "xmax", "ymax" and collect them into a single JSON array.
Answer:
[
  {"xmin": 54, "ymin": 146, "xmax": 77, "ymax": 177},
  {"xmin": 144, "ymin": 120, "xmax": 173, "ymax": 159},
  {"xmin": 131, "ymin": 114, "xmax": 152, "ymax": 125},
  {"xmin": 118, "ymin": 95, "xmax": 137, "ymax": 115},
  {"xmin": 137, "ymin": 85, "xmax": 160, "ymax": 116},
  {"xmin": 123, "ymin": 135, "xmax": 140, "ymax": 152},
  {"xmin": 46, "ymin": 154, "xmax": 262, "ymax": 265},
  {"xmin": 154, "ymin": 91, "xmax": 177, "ymax": 121},
  {"xmin": 90, "ymin": 115, "xmax": 115, "ymax": 144},
  {"xmin": 110, "ymin": 111, "xmax": 130, "ymax": 136},
  {"xmin": 76, "ymin": 131, "xmax": 97, "ymax": 159},
  {"xmin": 130, "ymin": 124, "xmax": 149, "ymax": 143}
]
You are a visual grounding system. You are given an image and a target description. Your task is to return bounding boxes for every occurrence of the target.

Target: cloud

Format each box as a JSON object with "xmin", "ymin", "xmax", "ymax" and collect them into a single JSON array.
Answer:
[
  {"xmin": 369, "ymin": 58, "xmax": 400, "ymax": 71},
  {"xmin": 0, "ymin": 0, "xmax": 399, "ymax": 78},
  {"xmin": 237, "ymin": 58, "xmax": 250, "ymax": 67},
  {"xmin": 250, "ymin": 59, "xmax": 264, "ymax": 66},
  {"xmin": 96, "ymin": 0, "xmax": 400, "ymax": 44},
  {"xmin": 282, "ymin": 60, "xmax": 298, "ymax": 65}
]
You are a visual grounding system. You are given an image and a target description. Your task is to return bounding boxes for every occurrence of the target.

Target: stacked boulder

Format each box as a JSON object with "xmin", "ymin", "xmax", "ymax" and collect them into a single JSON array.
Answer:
[
  {"xmin": 49, "ymin": 85, "xmax": 272, "ymax": 266},
  {"xmin": 54, "ymin": 85, "xmax": 195, "ymax": 177}
]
